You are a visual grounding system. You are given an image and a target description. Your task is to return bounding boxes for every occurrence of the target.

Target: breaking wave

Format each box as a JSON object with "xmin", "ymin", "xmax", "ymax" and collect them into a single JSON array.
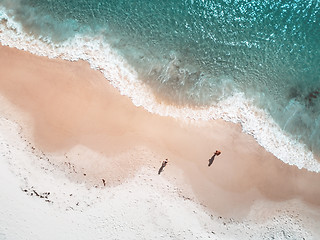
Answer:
[{"xmin": 0, "ymin": 7, "xmax": 319, "ymax": 172}]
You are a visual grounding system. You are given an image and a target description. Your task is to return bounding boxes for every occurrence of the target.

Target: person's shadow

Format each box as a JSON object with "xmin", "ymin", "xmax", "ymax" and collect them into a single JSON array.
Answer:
[
  {"xmin": 158, "ymin": 166, "xmax": 165, "ymax": 175},
  {"xmin": 208, "ymin": 154, "xmax": 216, "ymax": 167}
]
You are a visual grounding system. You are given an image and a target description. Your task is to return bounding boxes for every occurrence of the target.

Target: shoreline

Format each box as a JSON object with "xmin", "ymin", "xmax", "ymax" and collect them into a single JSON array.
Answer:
[
  {"xmin": 0, "ymin": 10, "xmax": 319, "ymax": 172},
  {"xmin": 0, "ymin": 45, "xmax": 320, "ymax": 237}
]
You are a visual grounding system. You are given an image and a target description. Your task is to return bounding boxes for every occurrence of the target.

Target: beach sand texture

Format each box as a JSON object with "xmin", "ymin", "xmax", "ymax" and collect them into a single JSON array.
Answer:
[{"xmin": 0, "ymin": 45, "xmax": 320, "ymax": 239}]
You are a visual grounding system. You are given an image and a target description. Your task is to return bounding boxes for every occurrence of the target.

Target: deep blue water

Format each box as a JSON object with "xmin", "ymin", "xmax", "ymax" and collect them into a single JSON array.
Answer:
[{"xmin": 1, "ymin": 0, "xmax": 320, "ymax": 155}]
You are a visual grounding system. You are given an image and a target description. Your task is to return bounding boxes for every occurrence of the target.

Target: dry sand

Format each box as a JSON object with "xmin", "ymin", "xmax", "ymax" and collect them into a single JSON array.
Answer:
[
  {"xmin": 1, "ymin": 116, "xmax": 317, "ymax": 240},
  {"xmin": 0, "ymin": 44, "xmax": 320, "ymax": 238}
]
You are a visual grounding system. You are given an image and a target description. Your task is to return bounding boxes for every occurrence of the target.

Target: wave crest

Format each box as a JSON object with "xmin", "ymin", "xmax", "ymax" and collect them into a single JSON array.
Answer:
[{"xmin": 1, "ymin": 7, "xmax": 319, "ymax": 172}]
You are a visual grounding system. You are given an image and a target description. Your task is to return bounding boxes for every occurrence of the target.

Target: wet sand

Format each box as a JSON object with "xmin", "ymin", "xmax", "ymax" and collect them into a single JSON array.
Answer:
[{"xmin": 0, "ymin": 44, "xmax": 320, "ymax": 223}]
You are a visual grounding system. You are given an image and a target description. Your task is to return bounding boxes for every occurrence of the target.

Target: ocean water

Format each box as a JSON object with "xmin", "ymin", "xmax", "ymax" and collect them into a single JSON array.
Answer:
[{"xmin": 0, "ymin": 0, "xmax": 319, "ymax": 171}]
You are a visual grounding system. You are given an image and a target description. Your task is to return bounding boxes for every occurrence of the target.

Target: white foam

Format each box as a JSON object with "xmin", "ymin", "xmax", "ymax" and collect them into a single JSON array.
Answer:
[{"xmin": 0, "ymin": 7, "xmax": 319, "ymax": 172}]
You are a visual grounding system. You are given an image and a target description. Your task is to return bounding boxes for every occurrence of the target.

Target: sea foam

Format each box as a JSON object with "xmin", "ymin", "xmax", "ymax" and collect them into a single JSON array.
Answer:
[{"xmin": 0, "ymin": 7, "xmax": 319, "ymax": 172}]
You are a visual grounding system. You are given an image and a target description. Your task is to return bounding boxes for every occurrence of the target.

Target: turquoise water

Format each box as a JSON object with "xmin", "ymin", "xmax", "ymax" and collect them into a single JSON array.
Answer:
[{"xmin": 1, "ymin": 0, "xmax": 320, "ymax": 156}]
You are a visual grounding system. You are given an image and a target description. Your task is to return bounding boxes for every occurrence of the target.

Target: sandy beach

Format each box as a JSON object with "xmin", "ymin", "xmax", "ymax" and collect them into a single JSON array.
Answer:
[{"xmin": 1, "ymin": 44, "xmax": 320, "ymax": 239}]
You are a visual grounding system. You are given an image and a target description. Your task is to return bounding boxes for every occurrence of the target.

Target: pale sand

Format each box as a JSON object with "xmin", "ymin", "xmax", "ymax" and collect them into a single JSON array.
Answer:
[
  {"xmin": 1, "ymin": 116, "xmax": 317, "ymax": 240},
  {"xmin": 0, "ymin": 45, "xmax": 320, "ymax": 231}
]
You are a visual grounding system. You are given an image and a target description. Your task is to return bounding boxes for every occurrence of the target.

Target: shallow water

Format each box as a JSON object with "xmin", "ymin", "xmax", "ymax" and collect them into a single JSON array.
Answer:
[{"xmin": 0, "ymin": 0, "xmax": 319, "ymax": 169}]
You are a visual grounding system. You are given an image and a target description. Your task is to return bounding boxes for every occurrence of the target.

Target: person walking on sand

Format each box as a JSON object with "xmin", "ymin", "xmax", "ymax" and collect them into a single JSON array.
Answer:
[
  {"xmin": 158, "ymin": 159, "xmax": 168, "ymax": 175},
  {"xmin": 208, "ymin": 150, "xmax": 221, "ymax": 167}
]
